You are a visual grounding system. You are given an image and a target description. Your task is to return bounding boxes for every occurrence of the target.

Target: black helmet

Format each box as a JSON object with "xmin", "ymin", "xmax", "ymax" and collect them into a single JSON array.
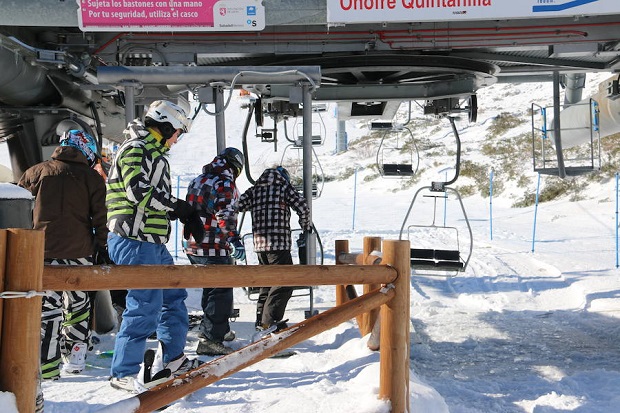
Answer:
[
  {"xmin": 220, "ymin": 147, "xmax": 244, "ymax": 177},
  {"xmin": 275, "ymin": 166, "xmax": 290, "ymax": 182}
]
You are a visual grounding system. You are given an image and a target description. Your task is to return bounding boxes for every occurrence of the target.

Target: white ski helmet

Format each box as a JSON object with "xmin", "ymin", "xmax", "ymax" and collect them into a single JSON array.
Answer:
[{"xmin": 145, "ymin": 100, "xmax": 191, "ymax": 134}]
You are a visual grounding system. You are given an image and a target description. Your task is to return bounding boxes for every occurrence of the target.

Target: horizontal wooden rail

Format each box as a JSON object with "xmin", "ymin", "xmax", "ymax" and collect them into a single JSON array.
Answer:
[{"xmin": 42, "ymin": 264, "xmax": 397, "ymax": 291}]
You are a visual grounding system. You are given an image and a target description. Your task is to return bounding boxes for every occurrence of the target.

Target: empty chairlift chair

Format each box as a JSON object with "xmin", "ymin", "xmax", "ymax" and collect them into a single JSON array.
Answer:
[
  {"xmin": 397, "ymin": 115, "xmax": 472, "ymax": 276},
  {"xmin": 399, "ymin": 185, "xmax": 473, "ymax": 276},
  {"xmin": 294, "ymin": 117, "xmax": 326, "ymax": 146},
  {"xmin": 531, "ymin": 98, "xmax": 602, "ymax": 177},
  {"xmin": 279, "ymin": 141, "xmax": 325, "ymax": 199},
  {"xmin": 374, "ymin": 123, "xmax": 419, "ymax": 178}
]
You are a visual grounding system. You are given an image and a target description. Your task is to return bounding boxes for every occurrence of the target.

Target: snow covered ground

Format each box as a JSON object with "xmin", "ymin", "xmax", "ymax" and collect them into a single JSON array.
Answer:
[{"xmin": 2, "ymin": 71, "xmax": 620, "ymax": 412}]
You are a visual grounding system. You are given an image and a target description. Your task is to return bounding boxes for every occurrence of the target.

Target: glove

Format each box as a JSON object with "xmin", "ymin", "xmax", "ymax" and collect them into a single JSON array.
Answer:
[
  {"xmin": 229, "ymin": 238, "xmax": 246, "ymax": 261},
  {"xmin": 183, "ymin": 210, "xmax": 205, "ymax": 244},
  {"xmin": 296, "ymin": 232, "xmax": 306, "ymax": 248},
  {"xmin": 94, "ymin": 245, "xmax": 113, "ymax": 265},
  {"xmin": 173, "ymin": 199, "xmax": 194, "ymax": 222}
]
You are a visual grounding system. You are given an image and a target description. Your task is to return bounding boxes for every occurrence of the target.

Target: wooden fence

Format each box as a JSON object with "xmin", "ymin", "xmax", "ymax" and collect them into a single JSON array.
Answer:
[{"xmin": 0, "ymin": 229, "xmax": 410, "ymax": 413}]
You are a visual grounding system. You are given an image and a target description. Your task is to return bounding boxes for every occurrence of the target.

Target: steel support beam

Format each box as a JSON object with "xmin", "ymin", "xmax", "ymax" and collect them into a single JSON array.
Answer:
[
  {"xmin": 552, "ymin": 71, "xmax": 566, "ymax": 179},
  {"xmin": 97, "ymin": 66, "xmax": 321, "ymax": 87},
  {"xmin": 302, "ymin": 84, "xmax": 316, "ymax": 265},
  {"xmin": 272, "ymin": 77, "xmax": 483, "ymax": 101},
  {"xmin": 215, "ymin": 87, "xmax": 226, "ymax": 153}
]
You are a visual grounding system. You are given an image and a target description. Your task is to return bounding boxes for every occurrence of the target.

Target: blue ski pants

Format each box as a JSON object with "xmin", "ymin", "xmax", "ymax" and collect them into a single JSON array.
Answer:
[{"xmin": 108, "ymin": 233, "xmax": 189, "ymax": 378}]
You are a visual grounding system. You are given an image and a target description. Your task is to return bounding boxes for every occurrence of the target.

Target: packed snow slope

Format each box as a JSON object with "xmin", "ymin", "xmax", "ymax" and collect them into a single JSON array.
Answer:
[{"xmin": 1, "ymin": 72, "xmax": 620, "ymax": 412}]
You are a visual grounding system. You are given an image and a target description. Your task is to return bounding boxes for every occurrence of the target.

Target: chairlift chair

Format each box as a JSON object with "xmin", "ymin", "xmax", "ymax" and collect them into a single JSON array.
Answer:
[
  {"xmin": 398, "ymin": 115, "xmax": 473, "ymax": 276},
  {"xmin": 294, "ymin": 120, "xmax": 325, "ymax": 146},
  {"xmin": 311, "ymin": 102, "xmax": 328, "ymax": 112},
  {"xmin": 531, "ymin": 99, "xmax": 601, "ymax": 177},
  {"xmin": 293, "ymin": 102, "xmax": 328, "ymax": 146},
  {"xmin": 399, "ymin": 186, "xmax": 473, "ymax": 276},
  {"xmin": 280, "ymin": 143, "xmax": 325, "ymax": 199},
  {"xmin": 375, "ymin": 125, "xmax": 420, "ymax": 178}
]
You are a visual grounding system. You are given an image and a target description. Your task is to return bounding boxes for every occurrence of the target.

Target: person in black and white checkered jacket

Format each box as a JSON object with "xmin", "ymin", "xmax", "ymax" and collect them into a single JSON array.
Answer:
[{"xmin": 237, "ymin": 166, "xmax": 312, "ymax": 330}]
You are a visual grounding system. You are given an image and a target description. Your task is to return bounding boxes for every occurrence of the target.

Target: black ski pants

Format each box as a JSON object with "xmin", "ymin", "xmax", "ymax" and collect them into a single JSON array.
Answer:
[{"xmin": 256, "ymin": 250, "xmax": 294, "ymax": 327}]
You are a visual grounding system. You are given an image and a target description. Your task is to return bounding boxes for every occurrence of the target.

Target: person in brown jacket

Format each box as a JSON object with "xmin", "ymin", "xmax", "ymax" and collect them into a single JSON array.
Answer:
[{"xmin": 19, "ymin": 129, "xmax": 108, "ymax": 381}]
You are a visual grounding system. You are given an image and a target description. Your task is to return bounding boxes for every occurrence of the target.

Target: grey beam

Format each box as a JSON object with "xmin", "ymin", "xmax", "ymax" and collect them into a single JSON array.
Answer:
[
  {"xmin": 272, "ymin": 78, "xmax": 486, "ymax": 101},
  {"xmin": 97, "ymin": 66, "xmax": 321, "ymax": 87}
]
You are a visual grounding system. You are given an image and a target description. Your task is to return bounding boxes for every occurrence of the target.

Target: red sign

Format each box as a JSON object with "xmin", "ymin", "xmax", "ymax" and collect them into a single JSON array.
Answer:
[{"xmin": 77, "ymin": 0, "xmax": 264, "ymax": 32}]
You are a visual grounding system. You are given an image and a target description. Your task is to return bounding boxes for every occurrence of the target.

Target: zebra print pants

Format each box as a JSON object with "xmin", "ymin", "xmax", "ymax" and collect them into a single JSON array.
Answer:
[{"xmin": 40, "ymin": 257, "xmax": 92, "ymax": 380}]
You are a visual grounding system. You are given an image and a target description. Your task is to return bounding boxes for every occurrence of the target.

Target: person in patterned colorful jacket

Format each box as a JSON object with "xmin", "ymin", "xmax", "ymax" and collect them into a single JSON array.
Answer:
[
  {"xmin": 183, "ymin": 147, "xmax": 245, "ymax": 356},
  {"xmin": 106, "ymin": 100, "xmax": 204, "ymax": 392},
  {"xmin": 237, "ymin": 166, "xmax": 312, "ymax": 331}
]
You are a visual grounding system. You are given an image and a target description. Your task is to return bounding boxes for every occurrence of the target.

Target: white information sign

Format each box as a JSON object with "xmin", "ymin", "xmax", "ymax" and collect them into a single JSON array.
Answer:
[{"xmin": 327, "ymin": 0, "xmax": 620, "ymax": 24}]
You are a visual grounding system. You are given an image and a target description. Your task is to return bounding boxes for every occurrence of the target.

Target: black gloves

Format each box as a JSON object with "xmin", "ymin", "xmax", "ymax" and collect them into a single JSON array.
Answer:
[
  {"xmin": 94, "ymin": 245, "xmax": 113, "ymax": 265},
  {"xmin": 296, "ymin": 228, "xmax": 313, "ymax": 248},
  {"xmin": 183, "ymin": 210, "xmax": 205, "ymax": 244},
  {"xmin": 297, "ymin": 232, "xmax": 308, "ymax": 265},
  {"xmin": 174, "ymin": 200, "xmax": 206, "ymax": 244},
  {"xmin": 173, "ymin": 199, "xmax": 194, "ymax": 222},
  {"xmin": 296, "ymin": 232, "xmax": 306, "ymax": 248}
]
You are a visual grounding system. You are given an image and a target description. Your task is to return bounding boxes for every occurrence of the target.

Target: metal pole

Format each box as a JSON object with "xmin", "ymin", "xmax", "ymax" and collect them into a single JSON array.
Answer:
[
  {"xmin": 489, "ymin": 169, "xmax": 494, "ymax": 241},
  {"xmin": 124, "ymin": 84, "xmax": 136, "ymax": 124},
  {"xmin": 443, "ymin": 170, "xmax": 448, "ymax": 226},
  {"xmin": 352, "ymin": 166, "xmax": 358, "ymax": 231},
  {"xmin": 175, "ymin": 175, "xmax": 180, "ymax": 259},
  {"xmin": 552, "ymin": 71, "xmax": 566, "ymax": 178},
  {"xmin": 616, "ymin": 172, "xmax": 620, "ymax": 268},
  {"xmin": 302, "ymin": 84, "xmax": 316, "ymax": 265},
  {"xmin": 215, "ymin": 87, "xmax": 226, "ymax": 153},
  {"xmin": 532, "ymin": 173, "xmax": 541, "ymax": 253},
  {"xmin": 336, "ymin": 119, "xmax": 347, "ymax": 154}
]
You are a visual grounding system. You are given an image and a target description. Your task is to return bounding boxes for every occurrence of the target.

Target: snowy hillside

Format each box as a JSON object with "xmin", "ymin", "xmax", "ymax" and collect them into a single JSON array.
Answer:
[{"xmin": 2, "ymin": 71, "xmax": 620, "ymax": 412}]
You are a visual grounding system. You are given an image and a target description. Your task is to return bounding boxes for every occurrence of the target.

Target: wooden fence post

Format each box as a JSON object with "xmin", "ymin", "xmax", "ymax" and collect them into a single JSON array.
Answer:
[
  {"xmin": 334, "ymin": 239, "xmax": 369, "ymax": 334},
  {"xmin": 361, "ymin": 236, "xmax": 382, "ymax": 335},
  {"xmin": 0, "ymin": 229, "xmax": 44, "ymax": 413},
  {"xmin": 379, "ymin": 239, "xmax": 410, "ymax": 413},
  {"xmin": 0, "ymin": 229, "xmax": 7, "ymax": 357}
]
